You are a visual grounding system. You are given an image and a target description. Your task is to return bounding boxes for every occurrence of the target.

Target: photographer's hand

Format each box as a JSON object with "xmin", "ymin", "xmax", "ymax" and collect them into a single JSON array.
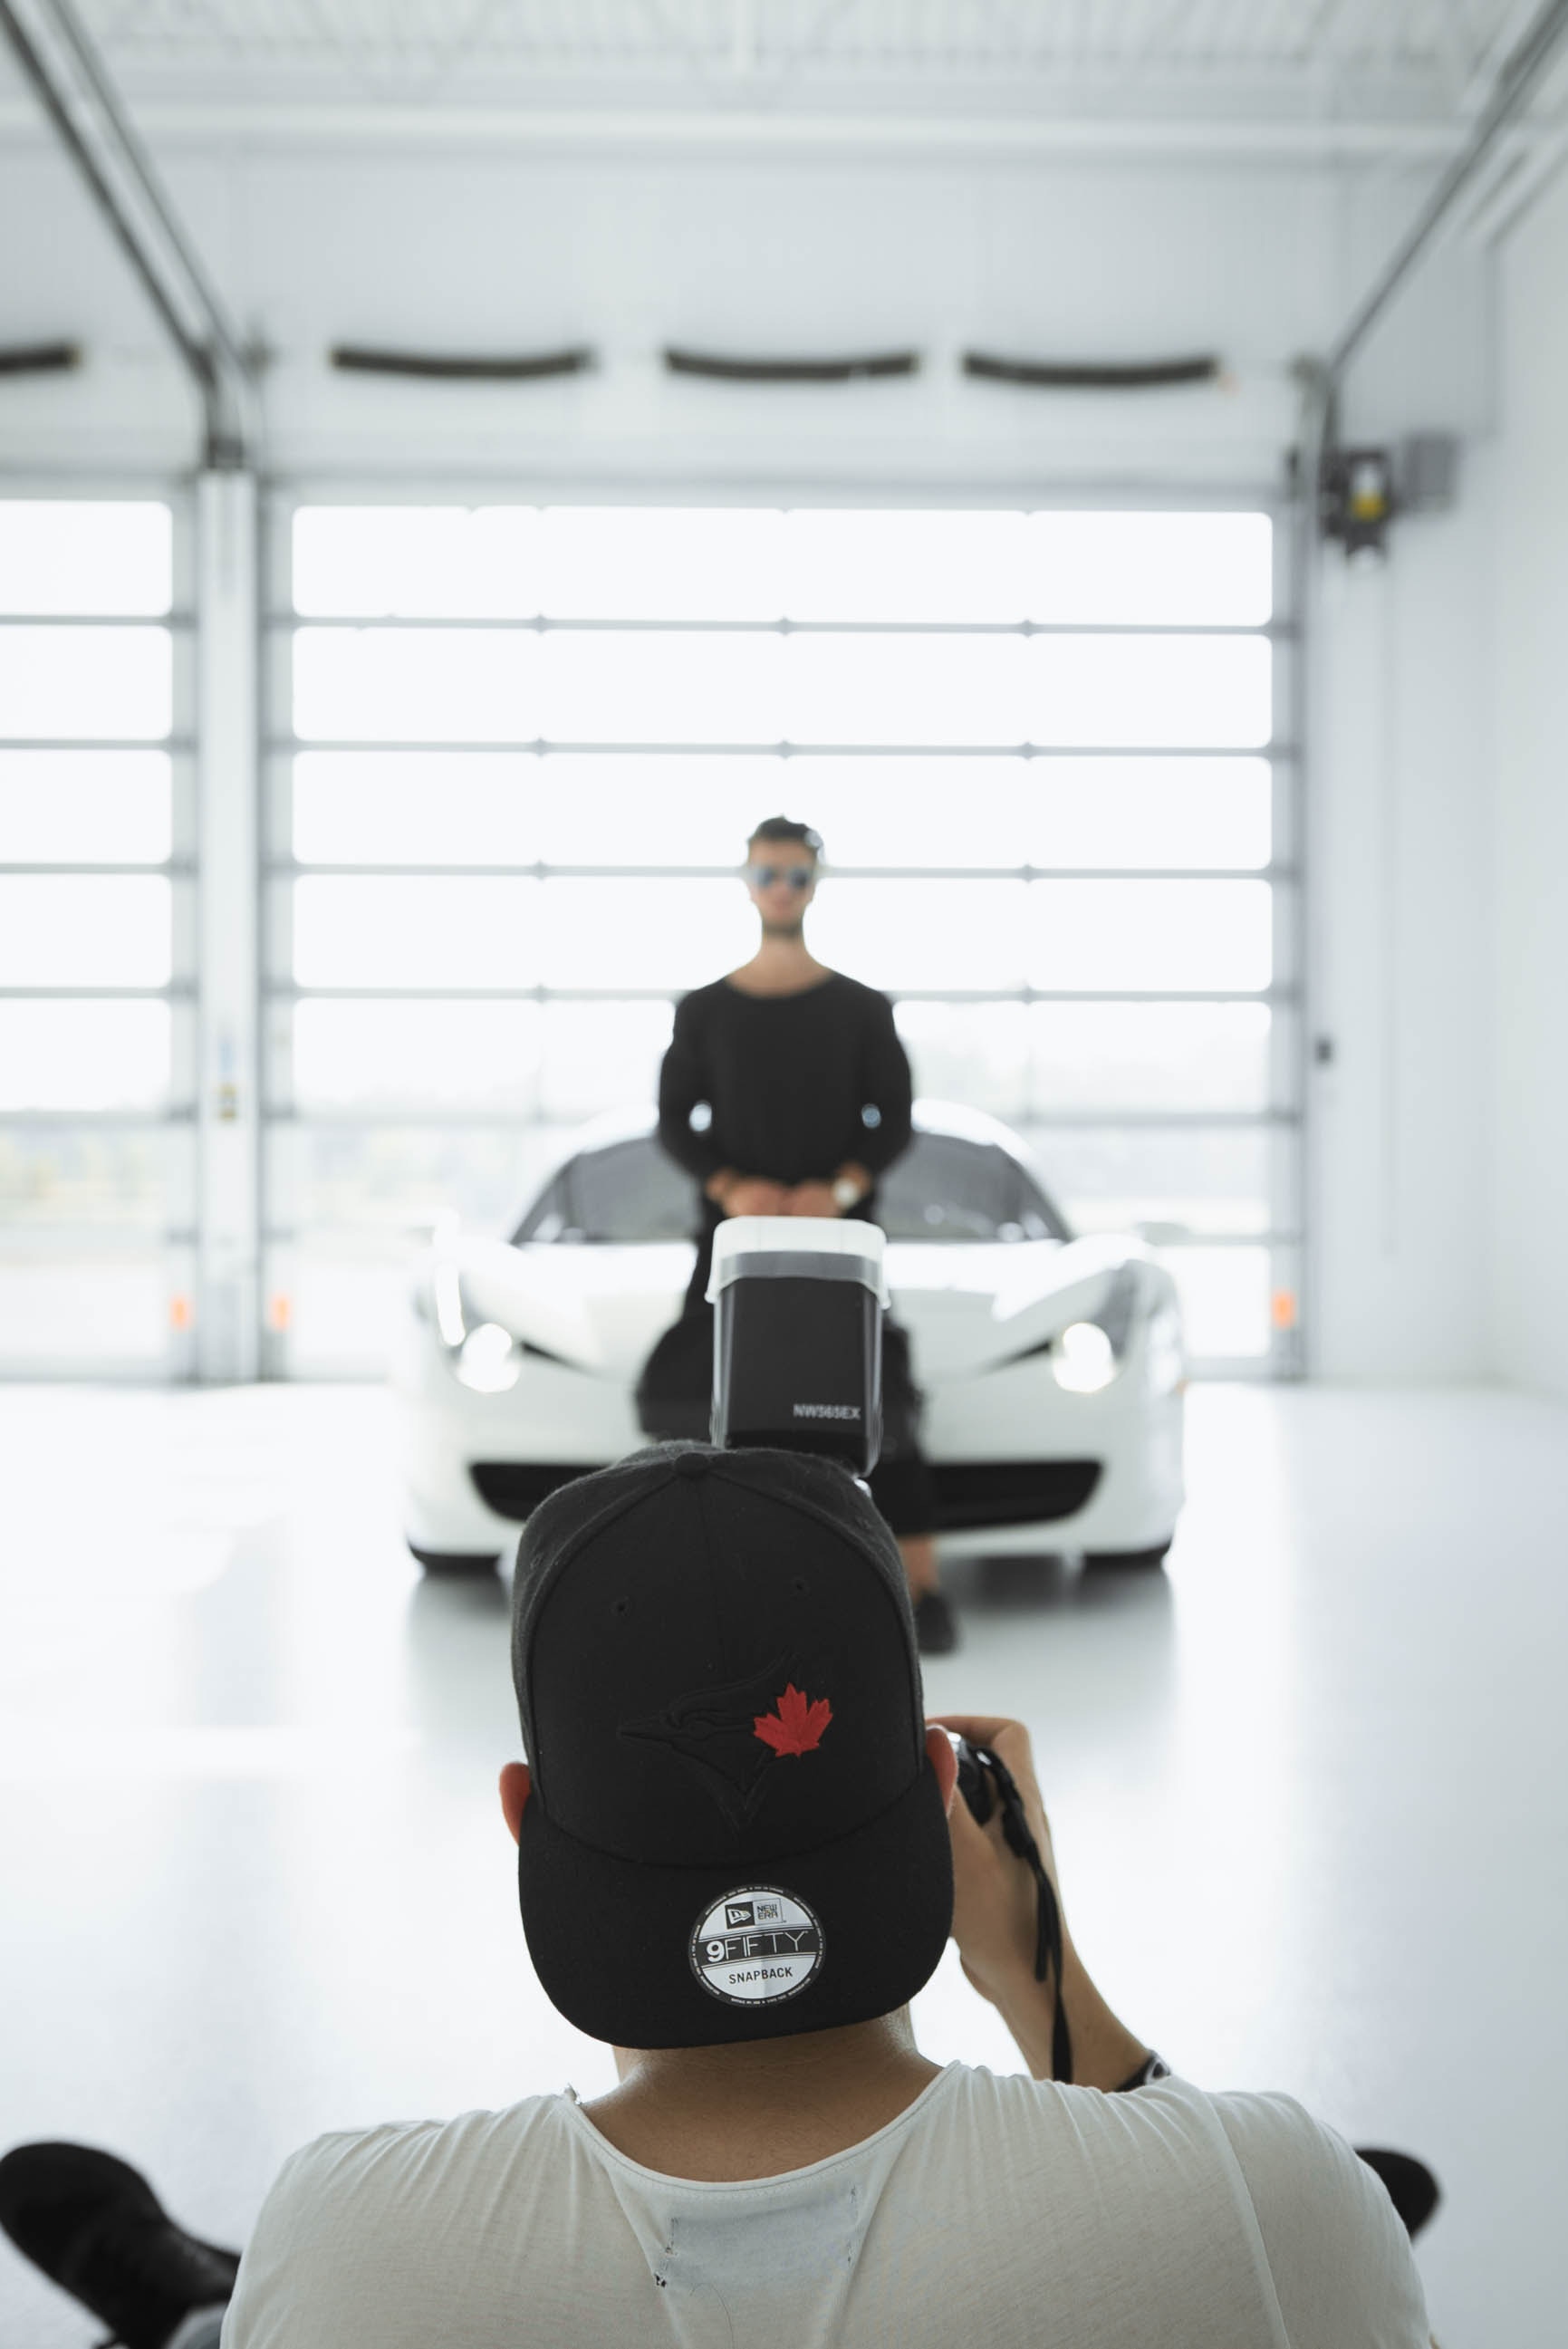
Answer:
[
  {"xmin": 707, "ymin": 1173, "xmax": 788, "ymax": 1217},
  {"xmin": 781, "ymin": 1164, "xmax": 871, "ymax": 1217},
  {"xmin": 781, "ymin": 1181, "xmax": 842, "ymax": 1218},
  {"xmin": 930, "ymin": 1711, "xmax": 1153, "ymax": 2092}
]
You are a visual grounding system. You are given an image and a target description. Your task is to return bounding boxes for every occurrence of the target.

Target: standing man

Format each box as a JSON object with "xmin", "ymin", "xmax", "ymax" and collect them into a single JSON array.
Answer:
[{"xmin": 643, "ymin": 816, "xmax": 957, "ymax": 1654}]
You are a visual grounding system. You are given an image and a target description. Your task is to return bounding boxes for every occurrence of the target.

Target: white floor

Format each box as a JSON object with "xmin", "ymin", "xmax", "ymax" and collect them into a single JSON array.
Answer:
[{"xmin": 3, "ymin": 1381, "xmax": 1566, "ymax": 2346}]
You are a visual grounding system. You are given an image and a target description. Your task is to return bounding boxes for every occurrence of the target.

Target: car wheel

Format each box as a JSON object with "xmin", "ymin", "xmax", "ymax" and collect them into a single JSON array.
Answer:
[
  {"xmin": 1082, "ymin": 1543, "xmax": 1171, "ymax": 1573},
  {"xmin": 409, "ymin": 1544, "xmax": 500, "ymax": 1578}
]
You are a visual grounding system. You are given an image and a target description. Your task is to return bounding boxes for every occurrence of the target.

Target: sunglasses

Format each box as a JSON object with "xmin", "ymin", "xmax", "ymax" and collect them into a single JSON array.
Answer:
[{"xmin": 746, "ymin": 863, "xmax": 816, "ymax": 891}]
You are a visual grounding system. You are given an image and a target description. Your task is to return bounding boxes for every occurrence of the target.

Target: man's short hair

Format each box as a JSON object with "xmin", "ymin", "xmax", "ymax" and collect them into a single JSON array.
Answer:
[{"xmin": 748, "ymin": 815, "xmax": 822, "ymax": 859}]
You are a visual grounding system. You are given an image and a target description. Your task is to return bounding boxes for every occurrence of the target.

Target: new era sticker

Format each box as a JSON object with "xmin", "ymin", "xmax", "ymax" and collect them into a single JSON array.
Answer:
[
  {"xmin": 690, "ymin": 1887, "xmax": 823, "ymax": 2007},
  {"xmin": 725, "ymin": 1899, "xmax": 784, "ymax": 1929}
]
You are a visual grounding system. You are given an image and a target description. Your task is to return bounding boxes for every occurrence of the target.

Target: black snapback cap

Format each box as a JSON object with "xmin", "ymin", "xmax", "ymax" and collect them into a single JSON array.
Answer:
[{"xmin": 510, "ymin": 1442, "xmax": 953, "ymax": 2049}]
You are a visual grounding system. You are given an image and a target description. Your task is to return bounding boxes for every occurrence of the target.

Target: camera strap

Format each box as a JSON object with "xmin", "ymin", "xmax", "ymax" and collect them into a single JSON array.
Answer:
[{"xmin": 972, "ymin": 1744, "xmax": 1073, "ymax": 2085}]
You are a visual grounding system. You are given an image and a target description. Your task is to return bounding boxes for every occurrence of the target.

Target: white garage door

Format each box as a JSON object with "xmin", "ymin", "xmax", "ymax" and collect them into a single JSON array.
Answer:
[
  {"xmin": 0, "ymin": 496, "xmax": 197, "ymax": 1375},
  {"xmin": 261, "ymin": 497, "xmax": 1297, "ymax": 1378}
]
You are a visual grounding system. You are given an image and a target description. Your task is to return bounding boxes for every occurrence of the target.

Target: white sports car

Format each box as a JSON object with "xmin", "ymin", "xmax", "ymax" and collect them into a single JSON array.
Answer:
[{"xmin": 391, "ymin": 1102, "xmax": 1186, "ymax": 1574}]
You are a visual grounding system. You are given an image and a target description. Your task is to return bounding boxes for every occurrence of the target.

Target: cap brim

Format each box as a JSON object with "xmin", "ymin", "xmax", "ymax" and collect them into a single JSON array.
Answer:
[{"xmin": 519, "ymin": 1757, "xmax": 955, "ymax": 2049}]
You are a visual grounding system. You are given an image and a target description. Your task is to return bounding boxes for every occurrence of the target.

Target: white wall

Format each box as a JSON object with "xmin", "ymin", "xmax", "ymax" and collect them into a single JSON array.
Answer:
[
  {"xmin": 0, "ymin": 105, "xmax": 1507, "ymax": 1380},
  {"xmin": 1491, "ymin": 166, "xmax": 1568, "ymax": 1401},
  {"xmin": 0, "ymin": 115, "xmax": 1458, "ymax": 487},
  {"xmin": 1307, "ymin": 478, "xmax": 1495, "ymax": 1381},
  {"xmin": 1300, "ymin": 166, "xmax": 1499, "ymax": 1381}
]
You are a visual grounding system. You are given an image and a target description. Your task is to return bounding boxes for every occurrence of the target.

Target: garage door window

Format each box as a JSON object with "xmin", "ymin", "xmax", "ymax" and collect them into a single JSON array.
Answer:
[{"xmin": 0, "ymin": 500, "xmax": 191, "ymax": 1372}]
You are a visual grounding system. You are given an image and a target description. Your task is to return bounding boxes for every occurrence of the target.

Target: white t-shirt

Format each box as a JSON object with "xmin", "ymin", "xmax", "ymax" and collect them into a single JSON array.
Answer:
[{"xmin": 222, "ymin": 2065, "xmax": 1429, "ymax": 2347}]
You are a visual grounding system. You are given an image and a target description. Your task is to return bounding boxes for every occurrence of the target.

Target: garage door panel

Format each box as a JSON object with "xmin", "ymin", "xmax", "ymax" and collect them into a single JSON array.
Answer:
[
  {"xmin": 0, "ymin": 750, "xmax": 172, "ymax": 863},
  {"xmin": 293, "ymin": 750, "xmax": 541, "ymax": 865},
  {"xmin": 1020, "ymin": 1123, "xmax": 1277, "ymax": 1239},
  {"xmin": 0, "ymin": 1000, "xmax": 172, "ymax": 1112},
  {"xmin": 0, "ymin": 874, "xmax": 172, "ymax": 988},
  {"xmin": 267, "ymin": 496, "xmax": 1295, "ymax": 1379},
  {"xmin": 0, "ymin": 627, "xmax": 171, "ymax": 740},
  {"xmin": 1022, "ymin": 511, "xmax": 1273, "ymax": 627},
  {"xmin": 1029, "ymin": 1001, "xmax": 1276, "ymax": 1114}
]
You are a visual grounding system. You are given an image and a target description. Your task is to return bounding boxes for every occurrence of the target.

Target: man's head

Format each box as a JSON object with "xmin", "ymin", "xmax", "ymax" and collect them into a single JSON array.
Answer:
[
  {"xmin": 745, "ymin": 816, "xmax": 821, "ymax": 939},
  {"xmin": 502, "ymin": 1444, "xmax": 955, "ymax": 2051}
]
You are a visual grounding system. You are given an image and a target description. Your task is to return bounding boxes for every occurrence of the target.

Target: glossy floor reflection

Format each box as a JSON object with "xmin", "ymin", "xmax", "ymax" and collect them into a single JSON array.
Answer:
[{"xmin": 3, "ymin": 1381, "xmax": 1565, "ymax": 2346}]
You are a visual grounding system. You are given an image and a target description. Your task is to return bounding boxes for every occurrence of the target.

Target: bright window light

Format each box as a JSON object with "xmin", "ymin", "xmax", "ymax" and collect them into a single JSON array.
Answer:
[
  {"xmin": 1025, "ymin": 634, "xmax": 1271, "ymax": 748},
  {"xmin": 540, "ymin": 1000, "xmax": 677, "ymax": 1120},
  {"xmin": 0, "ymin": 1262, "xmax": 167, "ymax": 1362},
  {"xmin": 276, "ymin": 500, "xmax": 1287, "ymax": 1373},
  {"xmin": 1024, "ymin": 512, "xmax": 1272, "ymax": 626},
  {"xmin": 292, "ymin": 875, "xmax": 541, "ymax": 989},
  {"xmin": 272, "ymin": 1131, "xmax": 551, "ymax": 1240},
  {"xmin": 293, "ymin": 999, "xmax": 544, "ymax": 1111},
  {"xmin": 539, "ymin": 507, "xmax": 785, "ymax": 620},
  {"xmin": 1166, "ymin": 1247, "xmax": 1272, "ymax": 1356},
  {"xmin": 293, "ymin": 751, "xmax": 540, "ymax": 865},
  {"xmin": 805, "ymin": 758, "xmax": 1027, "ymax": 867},
  {"xmin": 1027, "ymin": 758, "xmax": 1271, "ymax": 870},
  {"xmin": 539, "ymin": 631, "xmax": 784, "ymax": 744},
  {"xmin": 0, "ymin": 501, "xmax": 171, "ymax": 616},
  {"xmin": 0, "ymin": 1001, "xmax": 171, "ymax": 1111},
  {"xmin": 0, "ymin": 876, "xmax": 171, "ymax": 987},
  {"xmin": 293, "ymin": 628, "xmax": 544, "ymax": 743},
  {"xmin": 784, "ymin": 632, "xmax": 1024, "ymax": 746},
  {"xmin": 535, "ymin": 754, "xmax": 784, "ymax": 864},
  {"xmin": 0, "ymin": 628, "xmax": 171, "ymax": 740},
  {"xmin": 0, "ymin": 751, "xmax": 172, "ymax": 863},
  {"xmin": 1029, "ymin": 1002, "xmax": 1273, "ymax": 1114},
  {"xmin": 781, "ymin": 510, "xmax": 1027, "ymax": 622},
  {"xmin": 810, "ymin": 878, "xmax": 1028, "ymax": 992},
  {"xmin": 1024, "ymin": 1125, "xmax": 1272, "ymax": 1238},
  {"xmin": 536, "ymin": 878, "xmax": 754, "ymax": 990},
  {"xmin": 0, "ymin": 1129, "xmax": 167, "ymax": 1227},
  {"xmin": 293, "ymin": 506, "xmax": 547, "ymax": 619},
  {"xmin": 893, "ymin": 1000, "xmax": 1029, "ymax": 1115},
  {"xmin": 1025, "ymin": 879, "xmax": 1272, "ymax": 993}
]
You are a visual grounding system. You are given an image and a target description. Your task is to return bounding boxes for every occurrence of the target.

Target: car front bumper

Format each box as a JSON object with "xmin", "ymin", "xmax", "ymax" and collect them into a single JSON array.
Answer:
[{"xmin": 395, "ymin": 1319, "xmax": 1183, "ymax": 1563}]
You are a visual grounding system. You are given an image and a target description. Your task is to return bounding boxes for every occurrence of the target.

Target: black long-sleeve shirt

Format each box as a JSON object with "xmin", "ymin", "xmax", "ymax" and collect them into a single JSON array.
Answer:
[{"xmin": 656, "ymin": 975, "xmax": 914, "ymax": 1224}]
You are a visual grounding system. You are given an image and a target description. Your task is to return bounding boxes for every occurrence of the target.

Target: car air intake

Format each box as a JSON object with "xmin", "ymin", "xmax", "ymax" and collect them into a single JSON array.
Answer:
[
  {"xmin": 928, "ymin": 1461, "xmax": 1101, "ymax": 1531},
  {"xmin": 470, "ymin": 1462, "xmax": 601, "ymax": 1518}
]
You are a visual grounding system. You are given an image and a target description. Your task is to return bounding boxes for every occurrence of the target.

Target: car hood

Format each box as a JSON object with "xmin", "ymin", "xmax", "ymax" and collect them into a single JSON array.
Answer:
[{"xmin": 443, "ymin": 1232, "xmax": 1169, "ymax": 1382}]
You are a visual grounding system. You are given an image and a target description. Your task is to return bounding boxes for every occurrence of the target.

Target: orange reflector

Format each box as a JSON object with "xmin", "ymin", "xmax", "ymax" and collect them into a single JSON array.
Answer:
[
  {"xmin": 169, "ymin": 1293, "xmax": 192, "ymax": 1331},
  {"xmin": 268, "ymin": 1294, "xmax": 293, "ymax": 1332},
  {"xmin": 1271, "ymin": 1289, "xmax": 1298, "ymax": 1331}
]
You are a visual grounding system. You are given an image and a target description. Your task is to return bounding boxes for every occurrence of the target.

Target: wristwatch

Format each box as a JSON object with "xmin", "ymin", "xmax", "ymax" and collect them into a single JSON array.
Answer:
[
  {"xmin": 1112, "ymin": 2050, "xmax": 1172, "ymax": 2093},
  {"xmin": 832, "ymin": 1175, "xmax": 863, "ymax": 1212}
]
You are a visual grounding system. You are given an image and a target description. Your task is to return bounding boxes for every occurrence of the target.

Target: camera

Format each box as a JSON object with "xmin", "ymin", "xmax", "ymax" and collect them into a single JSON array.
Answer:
[{"xmin": 707, "ymin": 1216, "xmax": 889, "ymax": 1478}]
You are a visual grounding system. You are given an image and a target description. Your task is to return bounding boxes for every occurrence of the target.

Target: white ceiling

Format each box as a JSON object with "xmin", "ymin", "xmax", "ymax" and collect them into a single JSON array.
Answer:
[{"xmin": 63, "ymin": 0, "xmax": 1549, "ymax": 127}]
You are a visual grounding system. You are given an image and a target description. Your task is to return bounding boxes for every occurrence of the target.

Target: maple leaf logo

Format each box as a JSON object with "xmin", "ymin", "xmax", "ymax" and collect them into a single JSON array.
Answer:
[{"xmin": 753, "ymin": 1683, "xmax": 832, "ymax": 1758}]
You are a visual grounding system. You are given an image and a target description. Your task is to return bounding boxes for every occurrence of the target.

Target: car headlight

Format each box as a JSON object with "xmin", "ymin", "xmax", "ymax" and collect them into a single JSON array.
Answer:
[
  {"xmin": 1052, "ymin": 1321, "xmax": 1118, "ymax": 1393},
  {"xmin": 455, "ymin": 1322, "xmax": 523, "ymax": 1393}
]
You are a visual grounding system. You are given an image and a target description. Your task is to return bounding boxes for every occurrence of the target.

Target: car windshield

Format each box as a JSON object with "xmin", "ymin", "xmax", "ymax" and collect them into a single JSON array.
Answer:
[{"xmin": 512, "ymin": 1131, "xmax": 1071, "ymax": 1246}]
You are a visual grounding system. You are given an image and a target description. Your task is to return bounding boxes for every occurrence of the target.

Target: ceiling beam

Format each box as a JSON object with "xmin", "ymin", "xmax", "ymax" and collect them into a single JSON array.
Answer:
[
  {"xmin": 0, "ymin": 0, "xmax": 258, "ymax": 466},
  {"xmin": 0, "ymin": 94, "xmax": 1547, "ymax": 159},
  {"xmin": 1325, "ymin": 0, "xmax": 1568, "ymax": 382}
]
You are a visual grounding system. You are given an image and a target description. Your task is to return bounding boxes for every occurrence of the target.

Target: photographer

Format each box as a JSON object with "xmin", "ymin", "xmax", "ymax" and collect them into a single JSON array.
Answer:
[
  {"xmin": 3, "ymin": 1447, "xmax": 1431, "ymax": 2347},
  {"xmin": 644, "ymin": 814, "xmax": 958, "ymax": 1654}
]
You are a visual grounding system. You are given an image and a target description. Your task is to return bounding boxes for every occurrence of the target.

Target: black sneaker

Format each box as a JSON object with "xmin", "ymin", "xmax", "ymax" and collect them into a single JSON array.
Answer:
[
  {"xmin": 913, "ymin": 1587, "xmax": 959, "ymax": 1655},
  {"xmin": 1353, "ymin": 2146, "xmax": 1441, "ymax": 2239},
  {"xmin": 0, "ymin": 2142, "xmax": 240, "ymax": 2349}
]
